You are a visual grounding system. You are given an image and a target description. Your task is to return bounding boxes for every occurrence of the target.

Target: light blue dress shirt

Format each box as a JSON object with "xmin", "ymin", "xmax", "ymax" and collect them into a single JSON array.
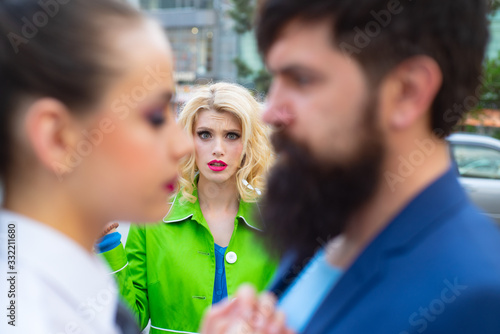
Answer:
[{"xmin": 278, "ymin": 249, "xmax": 343, "ymax": 333}]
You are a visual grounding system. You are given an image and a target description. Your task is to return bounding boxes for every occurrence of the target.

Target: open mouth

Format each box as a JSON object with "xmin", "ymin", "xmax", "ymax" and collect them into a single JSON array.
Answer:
[{"xmin": 208, "ymin": 160, "xmax": 227, "ymax": 171}]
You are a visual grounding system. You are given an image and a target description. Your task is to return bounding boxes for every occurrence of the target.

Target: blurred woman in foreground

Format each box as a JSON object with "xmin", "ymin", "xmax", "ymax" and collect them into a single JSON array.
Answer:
[{"xmin": 0, "ymin": 1, "xmax": 191, "ymax": 333}]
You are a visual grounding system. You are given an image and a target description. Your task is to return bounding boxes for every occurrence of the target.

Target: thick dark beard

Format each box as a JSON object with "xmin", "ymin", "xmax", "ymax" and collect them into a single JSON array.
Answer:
[{"xmin": 260, "ymin": 113, "xmax": 385, "ymax": 255}]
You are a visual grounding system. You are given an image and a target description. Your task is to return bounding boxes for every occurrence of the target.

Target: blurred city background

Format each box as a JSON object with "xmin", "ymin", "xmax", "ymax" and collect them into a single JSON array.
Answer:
[
  {"xmin": 127, "ymin": 0, "xmax": 270, "ymax": 103},
  {"xmin": 125, "ymin": 0, "xmax": 500, "ymax": 138}
]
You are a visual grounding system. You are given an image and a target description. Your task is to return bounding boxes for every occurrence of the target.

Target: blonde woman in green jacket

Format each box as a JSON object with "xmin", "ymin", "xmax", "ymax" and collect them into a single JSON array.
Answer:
[{"xmin": 98, "ymin": 82, "xmax": 278, "ymax": 333}]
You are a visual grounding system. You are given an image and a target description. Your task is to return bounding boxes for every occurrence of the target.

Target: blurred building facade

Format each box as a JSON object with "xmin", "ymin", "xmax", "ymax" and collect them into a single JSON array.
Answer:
[
  {"xmin": 129, "ymin": 0, "xmax": 251, "ymax": 85},
  {"xmin": 126, "ymin": 3, "xmax": 500, "ymax": 81},
  {"xmin": 126, "ymin": 0, "xmax": 264, "ymax": 105}
]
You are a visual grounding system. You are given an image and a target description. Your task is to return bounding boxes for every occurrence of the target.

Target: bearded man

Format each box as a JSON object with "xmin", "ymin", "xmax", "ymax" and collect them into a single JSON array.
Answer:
[{"xmin": 202, "ymin": 1, "xmax": 500, "ymax": 333}]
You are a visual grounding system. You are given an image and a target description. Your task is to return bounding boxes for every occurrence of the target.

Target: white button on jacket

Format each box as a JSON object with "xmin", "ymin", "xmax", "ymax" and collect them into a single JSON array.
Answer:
[{"xmin": 225, "ymin": 251, "xmax": 237, "ymax": 264}]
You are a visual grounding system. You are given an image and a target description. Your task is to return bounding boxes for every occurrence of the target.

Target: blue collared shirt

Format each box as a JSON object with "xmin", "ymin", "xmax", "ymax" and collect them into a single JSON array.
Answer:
[{"xmin": 213, "ymin": 243, "xmax": 228, "ymax": 304}]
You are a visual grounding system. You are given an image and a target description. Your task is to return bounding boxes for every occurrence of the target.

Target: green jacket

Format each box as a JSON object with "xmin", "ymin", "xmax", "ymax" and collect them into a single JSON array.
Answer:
[{"xmin": 101, "ymin": 190, "xmax": 278, "ymax": 333}]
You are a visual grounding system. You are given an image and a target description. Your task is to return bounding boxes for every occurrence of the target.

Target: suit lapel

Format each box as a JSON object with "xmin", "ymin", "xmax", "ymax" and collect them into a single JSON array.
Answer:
[{"xmin": 298, "ymin": 169, "xmax": 467, "ymax": 333}]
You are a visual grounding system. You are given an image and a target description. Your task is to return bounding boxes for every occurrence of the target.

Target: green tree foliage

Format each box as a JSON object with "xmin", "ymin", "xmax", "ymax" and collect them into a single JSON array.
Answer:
[
  {"xmin": 490, "ymin": 0, "xmax": 500, "ymax": 12},
  {"xmin": 253, "ymin": 68, "xmax": 272, "ymax": 95},
  {"xmin": 227, "ymin": 0, "xmax": 255, "ymax": 34},
  {"xmin": 478, "ymin": 55, "xmax": 500, "ymax": 110},
  {"xmin": 453, "ymin": 2, "xmax": 500, "ymax": 135},
  {"xmin": 228, "ymin": 0, "xmax": 272, "ymax": 93},
  {"xmin": 233, "ymin": 57, "xmax": 253, "ymax": 79},
  {"xmin": 478, "ymin": 0, "xmax": 500, "ymax": 110}
]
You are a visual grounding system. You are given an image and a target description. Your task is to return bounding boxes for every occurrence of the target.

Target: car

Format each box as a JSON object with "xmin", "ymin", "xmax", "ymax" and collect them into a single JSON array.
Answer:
[{"xmin": 447, "ymin": 133, "xmax": 500, "ymax": 224}]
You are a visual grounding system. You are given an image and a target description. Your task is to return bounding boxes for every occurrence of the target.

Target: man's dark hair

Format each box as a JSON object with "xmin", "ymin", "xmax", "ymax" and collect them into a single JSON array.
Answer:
[
  {"xmin": 0, "ymin": 0, "xmax": 142, "ymax": 181},
  {"xmin": 256, "ymin": 0, "xmax": 489, "ymax": 137}
]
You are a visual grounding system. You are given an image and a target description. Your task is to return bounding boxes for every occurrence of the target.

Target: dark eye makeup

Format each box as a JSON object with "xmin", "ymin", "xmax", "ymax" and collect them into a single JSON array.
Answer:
[
  {"xmin": 195, "ymin": 130, "xmax": 241, "ymax": 140},
  {"xmin": 146, "ymin": 107, "xmax": 167, "ymax": 127},
  {"xmin": 226, "ymin": 132, "xmax": 241, "ymax": 140},
  {"xmin": 197, "ymin": 130, "xmax": 211, "ymax": 139}
]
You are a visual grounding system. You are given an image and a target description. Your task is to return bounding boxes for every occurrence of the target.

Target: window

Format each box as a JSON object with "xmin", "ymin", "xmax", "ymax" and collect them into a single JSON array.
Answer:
[
  {"xmin": 199, "ymin": 0, "xmax": 213, "ymax": 9},
  {"xmin": 167, "ymin": 27, "xmax": 214, "ymax": 80},
  {"xmin": 140, "ymin": 0, "xmax": 213, "ymax": 9},
  {"xmin": 451, "ymin": 144, "xmax": 500, "ymax": 179}
]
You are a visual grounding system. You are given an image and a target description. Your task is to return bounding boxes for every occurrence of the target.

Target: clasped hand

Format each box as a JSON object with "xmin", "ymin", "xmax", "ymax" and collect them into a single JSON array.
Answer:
[{"xmin": 201, "ymin": 285, "xmax": 295, "ymax": 334}]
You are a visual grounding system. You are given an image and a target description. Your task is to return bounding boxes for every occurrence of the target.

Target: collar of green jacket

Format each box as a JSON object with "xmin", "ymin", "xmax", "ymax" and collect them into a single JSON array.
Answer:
[{"xmin": 162, "ymin": 186, "xmax": 263, "ymax": 231}]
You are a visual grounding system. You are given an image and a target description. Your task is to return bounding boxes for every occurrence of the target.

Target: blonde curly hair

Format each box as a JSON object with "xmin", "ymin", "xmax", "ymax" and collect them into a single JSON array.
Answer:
[{"xmin": 177, "ymin": 82, "xmax": 274, "ymax": 203}]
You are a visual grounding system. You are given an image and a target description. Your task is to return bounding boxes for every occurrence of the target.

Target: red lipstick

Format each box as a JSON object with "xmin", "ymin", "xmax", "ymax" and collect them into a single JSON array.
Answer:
[
  {"xmin": 164, "ymin": 176, "xmax": 178, "ymax": 193},
  {"xmin": 208, "ymin": 160, "xmax": 227, "ymax": 172}
]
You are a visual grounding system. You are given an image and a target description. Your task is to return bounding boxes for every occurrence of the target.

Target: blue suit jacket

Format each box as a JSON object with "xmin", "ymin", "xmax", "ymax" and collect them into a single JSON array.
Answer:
[{"xmin": 270, "ymin": 169, "xmax": 500, "ymax": 333}]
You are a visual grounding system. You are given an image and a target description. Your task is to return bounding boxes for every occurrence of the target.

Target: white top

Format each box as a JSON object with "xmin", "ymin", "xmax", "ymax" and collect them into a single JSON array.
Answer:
[{"xmin": 0, "ymin": 210, "xmax": 121, "ymax": 334}]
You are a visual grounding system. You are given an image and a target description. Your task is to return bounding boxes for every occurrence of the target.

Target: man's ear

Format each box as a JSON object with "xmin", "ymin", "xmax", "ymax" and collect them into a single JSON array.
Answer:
[
  {"xmin": 24, "ymin": 98, "xmax": 80, "ymax": 175},
  {"xmin": 382, "ymin": 56, "xmax": 442, "ymax": 130}
]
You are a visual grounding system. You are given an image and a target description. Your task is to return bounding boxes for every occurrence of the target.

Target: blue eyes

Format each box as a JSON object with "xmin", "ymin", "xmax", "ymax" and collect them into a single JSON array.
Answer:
[
  {"xmin": 226, "ymin": 133, "xmax": 239, "ymax": 140},
  {"xmin": 198, "ymin": 131, "xmax": 211, "ymax": 139},
  {"xmin": 147, "ymin": 108, "xmax": 166, "ymax": 127},
  {"xmin": 196, "ymin": 131, "xmax": 240, "ymax": 140}
]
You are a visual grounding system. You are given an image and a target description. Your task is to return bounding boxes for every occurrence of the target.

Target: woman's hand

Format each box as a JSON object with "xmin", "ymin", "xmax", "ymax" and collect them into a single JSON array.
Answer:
[
  {"xmin": 201, "ymin": 285, "xmax": 295, "ymax": 334},
  {"xmin": 99, "ymin": 222, "xmax": 119, "ymax": 239}
]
